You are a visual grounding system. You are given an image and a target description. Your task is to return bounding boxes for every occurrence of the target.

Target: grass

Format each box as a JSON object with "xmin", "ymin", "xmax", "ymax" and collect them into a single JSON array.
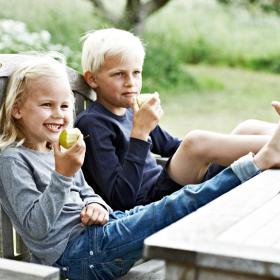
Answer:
[
  {"xmin": 144, "ymin": 0, "xmax": 280, "ymax": 75},
  {"xmin": 160, "ymin": 64, "xmax": 280, "ymax": 137}
]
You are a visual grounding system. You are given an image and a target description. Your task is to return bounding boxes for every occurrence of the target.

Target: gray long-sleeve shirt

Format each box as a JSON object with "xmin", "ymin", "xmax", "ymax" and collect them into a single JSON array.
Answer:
[{"xmin": 0, "ymin": 145, "xmax": 110, "ymax": 265}]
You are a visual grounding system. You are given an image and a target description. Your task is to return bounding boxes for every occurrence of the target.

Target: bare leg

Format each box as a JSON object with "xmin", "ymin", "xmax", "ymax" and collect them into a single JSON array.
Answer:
[
  {"xmin": 168, "ymin": 102, "xmax": 280, "ymax": 186},
  {"xmin": 231, "ymin": 119, "xmax": 277, "ymax": 135},
  {"xmin": 168, "ymin": 130, "xmax": 269, "ymax": 185}
]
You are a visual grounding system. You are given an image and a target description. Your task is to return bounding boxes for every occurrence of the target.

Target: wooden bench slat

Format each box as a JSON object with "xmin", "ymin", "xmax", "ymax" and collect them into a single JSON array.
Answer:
[
  {"xmin": 0, "ymin": 54, "xmax": 96, "ymax": 105},
  {"xmin": 118, "ymin": 260, "xmax": 165, "ymax": 280},
  {"xmin": 0, "ymin": 258, "xmax": 59, "ymax": 280},
  {"xmin": 0, "ymin": 207, "xmax": 14, "ymax": 259}
]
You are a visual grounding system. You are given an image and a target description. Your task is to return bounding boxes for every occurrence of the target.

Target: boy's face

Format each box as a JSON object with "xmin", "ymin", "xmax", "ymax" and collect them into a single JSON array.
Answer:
[{"xmin": 88, "ymin": 54, "xmax": 143, "ymax": 115}]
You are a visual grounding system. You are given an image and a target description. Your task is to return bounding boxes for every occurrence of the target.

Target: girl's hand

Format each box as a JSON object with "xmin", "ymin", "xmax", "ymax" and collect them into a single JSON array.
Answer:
[
  {"xmin": 131, "ymin": 95, "xmax": 164, "ymax": 141},
  {"xmin": 53, "ymin": 134, "xmax": 86, "ymax": 177},
  {"xmin": 80, "ymin": 203, "xmax": 109, "ymax": 226}
]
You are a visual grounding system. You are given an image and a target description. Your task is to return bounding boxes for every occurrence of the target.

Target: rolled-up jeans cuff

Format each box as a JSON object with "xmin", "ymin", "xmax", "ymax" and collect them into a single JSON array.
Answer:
[{"xmin": 231, "ymin": 152, "xmax": 261, "ymax": 183}]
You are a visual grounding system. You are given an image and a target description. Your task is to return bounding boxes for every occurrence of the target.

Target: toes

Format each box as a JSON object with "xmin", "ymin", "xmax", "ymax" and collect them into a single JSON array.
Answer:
[{"xmin": 272, "ymin": 101, "xmax": 280, "ymax": 116}]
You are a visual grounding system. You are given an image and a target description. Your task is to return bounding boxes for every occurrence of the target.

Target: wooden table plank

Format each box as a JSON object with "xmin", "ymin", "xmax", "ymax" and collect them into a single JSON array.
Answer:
[
  {"xmin": 144, "ymin": 170, "xmax": 280, "ymax": 279},
  {"xmin": 217, "ymin": 194, "xmax": 280, "ymax": 246}
]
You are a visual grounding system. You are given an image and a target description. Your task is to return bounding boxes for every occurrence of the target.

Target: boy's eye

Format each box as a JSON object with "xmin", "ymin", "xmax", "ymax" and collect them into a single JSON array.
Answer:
[
  {"xmin": 113, "ymin": 72, "xmax": 123, "ymax": 77},
  {"xmin": 61, "ymin": 104, "xmax": 70, "ymax": 109},
  {"xmin": 134, "ymin": 71, "xmax": 141, "ymax": 75}
]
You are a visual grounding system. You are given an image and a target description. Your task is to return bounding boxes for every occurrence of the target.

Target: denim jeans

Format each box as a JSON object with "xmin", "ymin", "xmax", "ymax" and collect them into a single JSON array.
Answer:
[{"xmin": 53, "ymin": 167, "xmax": 242, "ymax": 280}]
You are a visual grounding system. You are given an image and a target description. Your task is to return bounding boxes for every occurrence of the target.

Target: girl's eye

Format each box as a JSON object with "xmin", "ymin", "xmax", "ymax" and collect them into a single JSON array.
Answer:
[
  {"xmin": 134, "ymin": 71, "xmax": 141, "ymax": 75},
  {"xmin": 41, "ymin": 103, "xmax": 51, "ymax": 107}
]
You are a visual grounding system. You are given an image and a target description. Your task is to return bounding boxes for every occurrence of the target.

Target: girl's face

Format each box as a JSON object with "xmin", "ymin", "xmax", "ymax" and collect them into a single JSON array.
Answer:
[
  {"xmin": 89, "ymin": 54, "xmax": 143, "ymax": 116},
  {"xmin": 12, "ymin": 76, "xmax": 73, "ymax": 152}
]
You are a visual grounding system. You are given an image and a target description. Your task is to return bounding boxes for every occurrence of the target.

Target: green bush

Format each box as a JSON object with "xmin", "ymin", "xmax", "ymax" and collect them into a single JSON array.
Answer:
[
  {"xmin": 145, "ymin": 0, "xmax": 280, "ymax": 74},
  {"xmin": 142, "ymin": 33, "xmax": 198, "ymax": 92}
]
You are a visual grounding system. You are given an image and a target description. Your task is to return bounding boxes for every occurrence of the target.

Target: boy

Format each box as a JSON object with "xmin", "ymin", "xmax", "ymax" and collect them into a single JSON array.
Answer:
[{"xmin": 76, "ymin": 28, "xmax": 275, "ymax": 210}]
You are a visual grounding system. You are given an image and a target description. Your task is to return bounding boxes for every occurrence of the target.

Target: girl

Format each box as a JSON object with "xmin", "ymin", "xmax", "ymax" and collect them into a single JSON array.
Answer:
[{"xmin": 0, "ymin": 56, "xmax": 278, "ymax": 280}]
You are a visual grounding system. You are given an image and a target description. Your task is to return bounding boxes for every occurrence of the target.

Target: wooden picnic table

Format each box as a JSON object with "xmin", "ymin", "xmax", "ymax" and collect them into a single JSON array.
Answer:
[{"xmin": 144, "ymin": 170, "xmax": 280, "ymax": 280}]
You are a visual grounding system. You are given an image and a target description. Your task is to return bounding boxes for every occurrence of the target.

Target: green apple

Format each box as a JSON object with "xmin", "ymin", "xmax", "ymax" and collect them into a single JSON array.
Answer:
[
  {"xmin": 137, "ymin": 92, "xmax": 159, "ymax": 108},
  {"xmin": 59, "ymin": 128, "xmax": 81, "ymax": 149}
]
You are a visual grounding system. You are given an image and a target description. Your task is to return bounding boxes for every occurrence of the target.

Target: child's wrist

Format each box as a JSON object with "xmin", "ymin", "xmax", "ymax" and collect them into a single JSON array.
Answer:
[{"xmin": 131, "ymin": 128, "xmax": 149, "ymax": 141}]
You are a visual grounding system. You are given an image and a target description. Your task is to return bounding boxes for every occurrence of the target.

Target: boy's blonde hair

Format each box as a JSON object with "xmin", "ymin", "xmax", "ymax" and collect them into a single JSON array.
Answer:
[
  {"xmin": 81, "ymin": 28, "xmax": 145, "ymax": 74},
  {"xmin": 0, "ymin": 55, "xmax": 73, "ymax": 150}
]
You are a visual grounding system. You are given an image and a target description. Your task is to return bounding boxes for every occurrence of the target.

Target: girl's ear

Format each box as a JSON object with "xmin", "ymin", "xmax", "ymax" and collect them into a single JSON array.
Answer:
[
  {"xmin": 11, "ymin": 102, "xmax": 22, "ymax": 119},
  {"xmin": 84, "ymin": 71, "xmax": 98, "ymax": 89}
]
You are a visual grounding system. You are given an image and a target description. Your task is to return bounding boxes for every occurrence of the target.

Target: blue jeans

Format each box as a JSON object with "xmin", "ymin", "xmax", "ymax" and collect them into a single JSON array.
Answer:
[{"xmin": 54, "ymin": 167, "xmax": 240, "ymax": 280}]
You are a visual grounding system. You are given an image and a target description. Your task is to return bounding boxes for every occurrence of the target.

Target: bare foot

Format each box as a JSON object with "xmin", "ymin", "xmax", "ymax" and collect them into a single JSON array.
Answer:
[
  {"xmin": 254, "ymin": 122, "xmax": 280, "ymax": 170},
  {"xmin": 272, "ymin": 101, "xmax": 280, "ymax": 115},
  {"xmin": 253, "ymin": 101, "xmax": 280, "ymax": 169}
]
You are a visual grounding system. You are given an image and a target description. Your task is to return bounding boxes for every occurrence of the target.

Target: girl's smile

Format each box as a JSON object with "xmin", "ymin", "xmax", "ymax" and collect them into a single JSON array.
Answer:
[{"xmin": 12, "ymin": 76, "xmax": 74, "ymax": 152}]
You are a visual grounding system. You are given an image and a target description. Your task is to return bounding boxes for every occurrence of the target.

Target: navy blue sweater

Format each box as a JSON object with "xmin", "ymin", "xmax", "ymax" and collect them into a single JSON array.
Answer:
[{"xmin": 75, "ymin": 101, "xmax": 181, "ymax": 210}]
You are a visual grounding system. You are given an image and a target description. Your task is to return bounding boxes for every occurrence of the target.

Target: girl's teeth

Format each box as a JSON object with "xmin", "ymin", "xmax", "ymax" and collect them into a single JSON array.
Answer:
[{"xmin": 46, "ymin": 124, "xmax": 61, "ymax": 129}]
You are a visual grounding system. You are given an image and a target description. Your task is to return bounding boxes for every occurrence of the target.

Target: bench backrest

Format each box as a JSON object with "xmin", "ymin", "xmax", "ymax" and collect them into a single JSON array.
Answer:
[{"xmin": 0, "ymin": 54, "xmax": 95, "ymax": 261}]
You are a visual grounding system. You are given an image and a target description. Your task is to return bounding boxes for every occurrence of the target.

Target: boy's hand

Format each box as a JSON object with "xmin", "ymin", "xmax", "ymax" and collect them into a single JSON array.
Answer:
[
  {"xmin": 131, "ymin": 95, "xmax": 164, "ymax": 141},
  {"xmin": 80, "ymin": 203, "xmax": 109, "ymax": 226},
  {"xmin": 53, "ymin": 134, "xmax": 86, "ymax": 177}
]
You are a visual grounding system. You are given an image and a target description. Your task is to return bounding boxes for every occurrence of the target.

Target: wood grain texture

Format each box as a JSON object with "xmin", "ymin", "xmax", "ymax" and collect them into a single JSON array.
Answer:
[{"xmin": 144, "ymin": 170, "xmax": 280, "ymax": 279}]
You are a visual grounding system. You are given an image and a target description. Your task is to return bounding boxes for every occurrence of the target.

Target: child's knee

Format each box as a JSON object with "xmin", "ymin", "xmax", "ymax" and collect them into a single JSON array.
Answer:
[
  {"xmin": 181, "ymin": 130, "xmax": 209, "ymax": 157},
  {"xmin": 232, "ymin": 119, "xmax": 265, "ymax": 135}
]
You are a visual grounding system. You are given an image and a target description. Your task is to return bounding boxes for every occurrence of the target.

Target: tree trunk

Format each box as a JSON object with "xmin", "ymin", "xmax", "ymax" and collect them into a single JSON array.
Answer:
[{"xmin": 88, "ymin": 0, "xmax": 172, "ymax": 34}]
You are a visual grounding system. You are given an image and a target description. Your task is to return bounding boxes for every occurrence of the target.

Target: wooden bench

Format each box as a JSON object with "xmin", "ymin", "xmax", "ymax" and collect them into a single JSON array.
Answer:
[
  {"xmin": 0, "ymin": 258, "xmax": 59, "ymax": 280},
  {"xmin": 144, "ymin": 169, "xmax": 280, "ymax": 280},
  {"xmin": 0, "ymin": 54, "xmax": 165, "ymax": 279}
]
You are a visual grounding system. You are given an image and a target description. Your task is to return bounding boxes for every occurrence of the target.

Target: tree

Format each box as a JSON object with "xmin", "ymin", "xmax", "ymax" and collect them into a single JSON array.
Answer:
[{"xmin": 88, "ymin": 0, "xmax": 172, "ymax": 34}]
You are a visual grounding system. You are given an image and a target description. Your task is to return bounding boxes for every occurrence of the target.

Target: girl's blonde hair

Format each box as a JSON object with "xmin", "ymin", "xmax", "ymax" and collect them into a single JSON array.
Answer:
[
  {"xmin": 81, "ymin": 28, "xmax": 145, "ymax": 74},
  {"xmin": 0, "ymin": 55, "xmax": 72, "ymax": 151}
]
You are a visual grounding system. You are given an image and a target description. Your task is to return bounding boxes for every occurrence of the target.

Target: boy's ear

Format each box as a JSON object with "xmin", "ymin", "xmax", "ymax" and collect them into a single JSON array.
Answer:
[
  {"xmin": 11, "ymin": 102, "xmax": 22, "ymax": 119},
  {"xmin": 84, "ymin": 71, "xmax": 98, "ymax": 89}
]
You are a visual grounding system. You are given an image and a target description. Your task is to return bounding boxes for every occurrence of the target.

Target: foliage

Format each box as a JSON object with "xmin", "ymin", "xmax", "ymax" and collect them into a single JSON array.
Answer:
[
  {"xmin": 217, "ymin": 0, "xmax": 280, "ymax": 14},
  {"xmin": 1, "ymin": 0, "xmax": 280, "ymax": 134},
  {"xmin": 145, "ymin": 0, "xmax": 280, "ymax": 74},
  {"xmin": 142, "ymin": 33, "xmax": 198, "ymax": 92},
  {"xmin": 0, "ymin": 0, "xmax": 104, "ymax": 52},
  {"xmin": 1, "ymin": 0, "xmax": 280, "ymax": 93},
  {"xmin": 0, "ymin": 19, "xmax": 73, "ymax": 60}
]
